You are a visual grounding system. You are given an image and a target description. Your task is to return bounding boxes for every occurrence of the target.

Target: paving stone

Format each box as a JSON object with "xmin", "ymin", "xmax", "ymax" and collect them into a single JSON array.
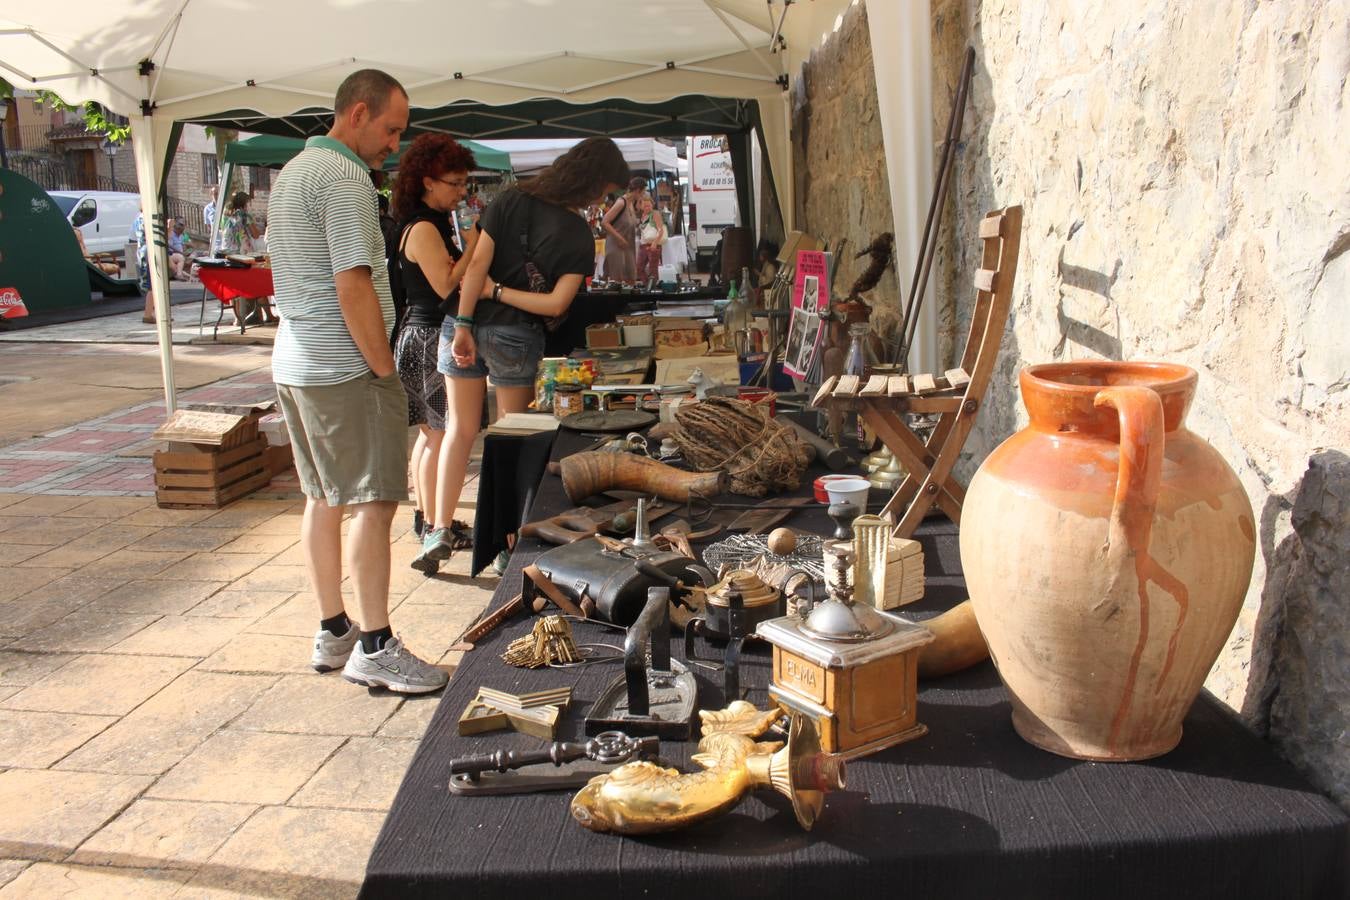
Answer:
[
  {"xmin": 231, "ymin": 675, "xmax": 400, "ymax": 737},
  {"xmin": 151, "ymin": 552, "xmax": 265, "ymax": 583},
  {"xmin": 73, "ymin": 550, "xmax": 191, "ymax": 581},
  {"xmin": 7, "ymin": 573, "xmax": 130, "ymax": 608},
  {"xmin": 0, "ymin": 709, "xmax": 116, "ymax": 767},
  {"xmin": 15, "ymin": 525, "xmax": 162, "ymax": 569},
  {"xmin": 83, "ymin": 579, "xmax": 229, "ymax": 616},
  {"xmin": 2, "ymin": 653, "xmax": 192, "ymax": 716},
  {"xmin": 0, "ymin": 543, "xmax": 58, "ymax": 565},
  {"xmin": 0, "ymin": 568, "xmax": 73, "ymax": 603},
  {"xmin": 184, "ymin": 589, "xmax": 292, "ymax": 620},
  {"xmin": 60, "ymin": 496, "xmax": 155, "ymax": 518},
  {"xmin": 197, "ymin": 633, "xmax": 314, "ymax": 676},
  {"xmin": 202, "ymin": 806, "xmax": 382, "ymax": 896},
  {"xmin": 246, "ymin": 593, "xmax": 350, "ymax": 638},
  {"xmin": 0, "ymin": 862, "xmax": 189, "ymax": 897},
  {"xmin": 117, "ymin": 507, "xmax": 219, "ymax": 527},
  {"xmin": 227, "ymin": 565, "xmax": 312, "ymax": 593},
  {"xmin": 387, "ymin": 600, "xmax": 482, "ymax": 665},
  {"xmin": 127, "ymin": 528, "xmax": 236, "ymax": 553},
  {"xmin": 0, "ymin": 494, "xmax": 26, "ymax": 510},
  {"xmin": 0, "ymin": 770, "xmax": 152, "ymax": 861},
  {"xmin": 0, "ymin": 651, "xmax": 76, "ymax": 686},
  {"xmin": 8, "ymin": 609, "xmax": 163, "ymax": 654},
  {"xmin": 0, "ymin": 598, "xmax": 88, "ymax": 641},
  {"xmin": 149, "ymin": 731, "xmax": 343, "ymax": 805},
  {"xmin": 0, "ymin": 517, "xmax": 99, "ymax": 547},
  {"xmin": 399, "ymin": 572, "xmax": 493, "ymax": 606},
  {"xmin": 106, "ymin": 616, "xmax": 251, "ymax": 658},
  {"xmin": 246, "ymin": 512, "xmax": 305, "ymax": 535},
  {"xmin": 290, "ymin": 736, "xmax": 418, "ymax": 811},
  {"xmin": 58, "ymin": 671, "xmax": 275, "ymax": 776},
  {"xmin": 374, "ymin": 693, "xmax": 440, "ymax": 740},
  {"xmin": 196, "ymin": 500, "xmax": 301, "ymax": 530},
  {"xmin": 264, "ymin": 543, "xmax": 308, "ymax": 566},
  {"xmin": 213, "ymin": 531, "xmax": 298, "ymax": 555},
  {"xmin": 0, "ymin": 861, "xmax": 28, "ymax": 890},
  {"xmin": 0, "ymin": 495, "xmax": 92, "ymax": 517},
  {"xmin": 70, "ymin": 798, "xmax": 257, "ymax": 869}
]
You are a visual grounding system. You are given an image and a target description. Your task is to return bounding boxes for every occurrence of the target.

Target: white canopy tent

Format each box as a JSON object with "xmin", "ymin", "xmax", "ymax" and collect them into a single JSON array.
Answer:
[
  {"xmin": 0, "ymin": 0, "xmax": 934, "ymax": 410},
  {"xmin": 478, "ymin": 138, "xmax": 685, "ymax": 176}
]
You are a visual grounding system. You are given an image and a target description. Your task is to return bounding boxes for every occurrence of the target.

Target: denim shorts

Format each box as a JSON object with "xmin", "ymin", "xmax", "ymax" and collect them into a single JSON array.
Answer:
[{"xmin": 438, "ymin": 320, "xmax": 544, "ymax": 388}]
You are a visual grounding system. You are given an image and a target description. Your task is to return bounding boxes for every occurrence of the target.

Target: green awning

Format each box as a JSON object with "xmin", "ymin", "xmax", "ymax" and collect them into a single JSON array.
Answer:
[{"xmin": 222, "ymin": 134, "xmax": 512, "ymax": 172}]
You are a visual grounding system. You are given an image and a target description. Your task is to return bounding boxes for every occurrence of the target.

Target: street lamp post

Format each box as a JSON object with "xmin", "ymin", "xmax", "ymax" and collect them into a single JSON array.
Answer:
[{"xmin": 101, "ymin": 137, "xmax": 119, "ymax": 188}]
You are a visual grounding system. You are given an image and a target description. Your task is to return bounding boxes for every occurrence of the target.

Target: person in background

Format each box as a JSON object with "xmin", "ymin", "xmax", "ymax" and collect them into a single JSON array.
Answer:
[
  {"xmin": 129, "ymin": 211, "xmax": 157, "ymax": 324},
  {"xmin": 73, "ymin": 226, "xmax": 120, "ymax": 276},
  {"xmin": 166, "ymin": 219, "xmax": 190, "ymax": 281},
  {"xmin": 600, "ymin": 175, "xmax": 645, "ymax": 282},
  {"xmin": 220, "ymin": 192, "xmax": 275, "ymax": 324},
  {"xmin": 754, "ymin": 238, "xmax": 780, "ymax": 291},
  {"xmin": 635, "ymin": 192, "xmax": 666, "ymax": 282},
  {"xmin": 203, "ymin": 189, "xmax": 217, "ymax": 229},
  {"xmin": 419, "ymin": 138, "xmax": 629, "ymax": 572},
  {"xmin": 268, "ymin": 68, "xmax": 447, "ymax": 694},
  {"xmin": 389, "ymin": 134, "xmax": 481, "ymax": 574}
]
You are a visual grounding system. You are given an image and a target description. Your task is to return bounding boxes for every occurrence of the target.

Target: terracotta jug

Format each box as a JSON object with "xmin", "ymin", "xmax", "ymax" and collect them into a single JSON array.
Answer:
[{"xmin": 961, "ymin": 361, "xmax": 1255, "ymax": 761}]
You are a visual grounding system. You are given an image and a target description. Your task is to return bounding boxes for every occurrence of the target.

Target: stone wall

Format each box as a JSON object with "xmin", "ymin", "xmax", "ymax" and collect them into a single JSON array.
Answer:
[
  {"xmin": 791, "ymin": 3, "xmax": 902, "ymax": 319},
  {"xmin": 797, "ymin": 0, "xmax": 1350, "ymax": 807},
  {"xmin": 925, "ymin": 0, "xmax": 1350, "ymax": 805}
]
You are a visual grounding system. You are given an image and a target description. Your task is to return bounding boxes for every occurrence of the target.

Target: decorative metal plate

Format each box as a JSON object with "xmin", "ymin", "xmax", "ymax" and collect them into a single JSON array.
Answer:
[{"xmin": 559, "ymin": 409, "xmax": 657, "ymax": 433}]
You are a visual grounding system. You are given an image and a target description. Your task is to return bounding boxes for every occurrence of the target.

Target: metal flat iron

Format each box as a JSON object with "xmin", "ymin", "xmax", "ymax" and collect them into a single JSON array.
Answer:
[{"xmin": 586, "ymin": 586, "xmax": 699, "ymax": 739}]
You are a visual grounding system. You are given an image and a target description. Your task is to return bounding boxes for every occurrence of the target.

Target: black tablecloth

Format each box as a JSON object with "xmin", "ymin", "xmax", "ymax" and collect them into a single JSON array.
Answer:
[
  {"xmin": 367, "ymin": 431, "xmax": 1349, "ymax": 900},
  {"xmin": 468, "ymin": 430, "xmax": 557, "ymax": 577}
]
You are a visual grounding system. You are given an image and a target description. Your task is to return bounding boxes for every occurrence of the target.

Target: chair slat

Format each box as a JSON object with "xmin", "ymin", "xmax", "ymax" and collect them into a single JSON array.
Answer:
[
  {"xmin": 912, "ymin": 373, "xmax": 938, "ymax": 394},
  {"xmin": 945, "ymin": 367, "xmax": 972, "ymax": 389},
  {"xmin": 974, "ymin": 268, "xmax": 997, "ymax": 293},
  {"xmin": 979, "ymin": 214, "xmax": 1004, "ymax": 239},
  {"xmin": 811, "ymin": 376, "xmax": 838, "ymax": 408},
  {"xmin": 887, "ymin": 374, "xmax": 912, "ymax": 396},
  {"xmin": 833, "ymin": 374, "xmax": 861, "ymax": 397},
  {"xmin": 860, "ymin": 375, "xmax": 889, "ymax": 397}
]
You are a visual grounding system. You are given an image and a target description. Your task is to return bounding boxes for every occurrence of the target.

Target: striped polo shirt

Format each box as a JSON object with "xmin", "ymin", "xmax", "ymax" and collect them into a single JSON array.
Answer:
[{"xmin": 267, "ymin": 136, "xmax": 393, "ymax": 386}]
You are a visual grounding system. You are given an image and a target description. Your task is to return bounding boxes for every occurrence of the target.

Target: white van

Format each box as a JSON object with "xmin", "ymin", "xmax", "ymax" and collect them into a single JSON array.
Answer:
[{"xmin": 47, "ymin": 191, "xmax": 142, "ymax": 256}]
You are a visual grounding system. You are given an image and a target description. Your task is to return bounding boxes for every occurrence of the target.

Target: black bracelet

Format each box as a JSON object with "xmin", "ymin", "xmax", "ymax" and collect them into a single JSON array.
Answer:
[{"xmin": 492, "ymin": 282, "xmax": 503, "ymax": 302}]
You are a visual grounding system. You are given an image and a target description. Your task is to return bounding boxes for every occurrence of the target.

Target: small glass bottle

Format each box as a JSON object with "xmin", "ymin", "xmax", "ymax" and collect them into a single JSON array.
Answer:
[{"xmin": 843, "ymin": 322, "xmax": 876, "ymax": 446}]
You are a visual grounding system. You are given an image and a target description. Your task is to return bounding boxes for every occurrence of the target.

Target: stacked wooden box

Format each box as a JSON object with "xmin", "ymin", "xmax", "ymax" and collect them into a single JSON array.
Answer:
[{"xmin": 151, "ymin": 408, "xmax": 271, "ymax": 509}]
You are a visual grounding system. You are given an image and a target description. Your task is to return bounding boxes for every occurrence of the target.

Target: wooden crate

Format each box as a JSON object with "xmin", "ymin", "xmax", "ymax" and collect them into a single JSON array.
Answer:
[{"xmin": 153, "ymin": 437, "xmax": 270, "ymax": 508}]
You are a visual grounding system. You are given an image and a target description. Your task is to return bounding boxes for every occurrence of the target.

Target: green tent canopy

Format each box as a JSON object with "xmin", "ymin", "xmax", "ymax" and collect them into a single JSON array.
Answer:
[{"xmin": 222, "ymin": 134, "xmax": 512, "ymax": 173}]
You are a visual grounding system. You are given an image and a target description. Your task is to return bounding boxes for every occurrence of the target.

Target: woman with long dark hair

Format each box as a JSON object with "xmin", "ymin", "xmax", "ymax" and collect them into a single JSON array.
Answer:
[
  {"xmin": 391, "ymin": 135, "xmax": 479, "ymax": 572},
  {"xmin": 418, "ymin": 137, "xmax": 629, "ymax": 568},
  {"xmin": 601, "ymin": 176, "xmax": 646, "ymax": 282}
]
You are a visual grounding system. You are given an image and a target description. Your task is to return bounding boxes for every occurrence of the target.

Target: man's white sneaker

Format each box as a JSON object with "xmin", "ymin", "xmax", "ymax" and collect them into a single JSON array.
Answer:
[
  {"xmin": 342, "ymin": 636, "xmax": 448, "ymax": 694},
  {"xmin": 311, "ymin": 624, "xmax": 359, "ymax": 672}
]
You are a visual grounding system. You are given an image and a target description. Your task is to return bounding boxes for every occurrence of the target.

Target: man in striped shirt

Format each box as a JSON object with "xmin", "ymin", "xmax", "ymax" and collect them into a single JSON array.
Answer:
[{"xmin": 268, "ymin": 69, "xmax": 447, "ymax": 695}]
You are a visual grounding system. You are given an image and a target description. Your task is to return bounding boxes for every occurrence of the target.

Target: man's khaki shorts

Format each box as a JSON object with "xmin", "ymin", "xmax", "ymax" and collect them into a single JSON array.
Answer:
[{"xmin": 275, "ymin": 373, "xmax": 409, "ymax": 507}]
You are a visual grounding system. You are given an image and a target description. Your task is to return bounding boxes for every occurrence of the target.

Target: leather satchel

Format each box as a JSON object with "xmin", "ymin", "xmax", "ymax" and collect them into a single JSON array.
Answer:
[{"xmin": 528, "ymin": 536, "xmax": 703, "ymax": 627}]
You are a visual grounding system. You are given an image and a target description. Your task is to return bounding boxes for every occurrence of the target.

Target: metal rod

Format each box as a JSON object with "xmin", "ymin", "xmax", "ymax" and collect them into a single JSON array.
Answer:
[{"xmin": 892, "ymin": 46, "xmax": 975, "ymax": 368}]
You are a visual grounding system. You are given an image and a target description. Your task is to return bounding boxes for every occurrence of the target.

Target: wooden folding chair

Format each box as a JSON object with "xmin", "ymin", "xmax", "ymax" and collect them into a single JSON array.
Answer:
[{"xmin": 810, "ymin": 205, "xmax": 1023, "ymax": 537}]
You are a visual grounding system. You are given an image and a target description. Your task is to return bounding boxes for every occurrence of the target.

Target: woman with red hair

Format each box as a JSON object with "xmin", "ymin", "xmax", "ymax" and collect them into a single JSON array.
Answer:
[{"xmin": 391, "ymin": 134, "xmax": 479, "ymax": 572}]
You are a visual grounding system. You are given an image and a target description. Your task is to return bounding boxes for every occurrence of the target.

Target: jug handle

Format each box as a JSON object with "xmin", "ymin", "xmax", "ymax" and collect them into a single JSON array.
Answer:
[{"xmin": 1093, "ymin": 386, "xmax": 1164, "ymax": 550}]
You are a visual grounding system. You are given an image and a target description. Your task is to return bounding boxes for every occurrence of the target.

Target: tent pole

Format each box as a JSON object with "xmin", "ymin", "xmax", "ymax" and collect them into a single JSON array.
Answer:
[{"xmin": 130, "ymin": 114, "xmax": 178, "ymax": 414}]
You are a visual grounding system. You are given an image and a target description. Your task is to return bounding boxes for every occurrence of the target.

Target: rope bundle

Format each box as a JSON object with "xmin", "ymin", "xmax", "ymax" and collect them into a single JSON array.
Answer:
[{"xmin": 672, "ymin": 397, "xmax": 813, "ymax": 497}]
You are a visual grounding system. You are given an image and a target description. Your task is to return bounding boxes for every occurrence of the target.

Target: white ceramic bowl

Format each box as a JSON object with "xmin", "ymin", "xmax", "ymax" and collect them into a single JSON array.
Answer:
[{"xmin": 825, "ymin": 477, "xmax": 871, "ymax": 512}]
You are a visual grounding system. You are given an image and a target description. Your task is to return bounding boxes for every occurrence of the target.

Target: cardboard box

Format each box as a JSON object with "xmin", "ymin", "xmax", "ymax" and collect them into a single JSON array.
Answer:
[
  {"xmin": 585, "ymin": 323, "xmax": 623, "ymax": 349},
  {"xmin": 654, "ymin": 318, "xmax": 708, "ymax": 359}
]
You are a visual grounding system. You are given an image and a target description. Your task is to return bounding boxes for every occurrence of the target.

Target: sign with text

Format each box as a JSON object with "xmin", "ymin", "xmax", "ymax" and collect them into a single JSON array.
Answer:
[{"xmin": 690, "ymin": 135, "xmax": 735, "ymax": 192}]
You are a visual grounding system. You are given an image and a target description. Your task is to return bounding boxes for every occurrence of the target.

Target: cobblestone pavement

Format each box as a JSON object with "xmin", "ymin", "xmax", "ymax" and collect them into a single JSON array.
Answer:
[{"xmin": 0, "ymin": 321, "xmax": 497, "ymax": 896}]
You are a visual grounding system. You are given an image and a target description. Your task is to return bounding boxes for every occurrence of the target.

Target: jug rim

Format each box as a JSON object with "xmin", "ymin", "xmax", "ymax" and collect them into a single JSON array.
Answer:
[{"xmin": 1020, "ymin": 361, "xmax": 1197, "ymax": 433}]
